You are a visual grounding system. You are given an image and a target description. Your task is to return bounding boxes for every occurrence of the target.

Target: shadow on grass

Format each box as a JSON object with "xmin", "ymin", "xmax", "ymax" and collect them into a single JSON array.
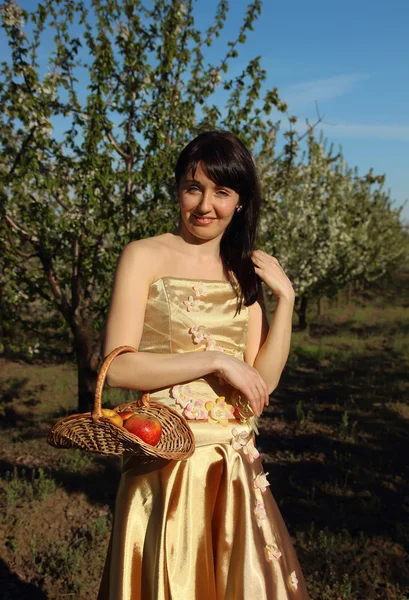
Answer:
[
  {"xmin": 260, "ymin": 427, "xmax": 409, "ymax": 540},
  {"xmin": 0, "ymin": 557, "xmax": 47, "ymax": 600},
  {"xmin": 50, "ymin": 454, "xmax": 122, "ymax": 508},
  {"xmin": 0, "ymin": 377, "xmax": 31, "ymax": 404},
  {"xmin": 283, "ymin": 343, "xmax": 407, "ymax": 410},
  {"xmin": 259, "ymin": 341, "xmax": 409, "ymax": 554},
  {"xmin": 0, "ymin": 377, "xmax": 50, "ymax": 430},
  {"xmin": 0, "ymin": 455, "xmax": 121, "ymax": 510},
  {"xmin": 0, "ymin": 375, "xmax": 84, "ymax": 433}
]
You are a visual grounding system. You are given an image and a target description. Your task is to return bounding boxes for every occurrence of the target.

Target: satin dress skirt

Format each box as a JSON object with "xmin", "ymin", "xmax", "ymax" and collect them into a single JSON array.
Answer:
[{"xmin": 97, "ymin": 421, "xmax": 309, "ymax": 600}]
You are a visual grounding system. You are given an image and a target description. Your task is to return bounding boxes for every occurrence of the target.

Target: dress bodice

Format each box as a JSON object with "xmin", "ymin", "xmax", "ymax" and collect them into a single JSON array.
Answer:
[{"xmin": 138, "ymin": 277, "xmax": 248, "ymax": 411}]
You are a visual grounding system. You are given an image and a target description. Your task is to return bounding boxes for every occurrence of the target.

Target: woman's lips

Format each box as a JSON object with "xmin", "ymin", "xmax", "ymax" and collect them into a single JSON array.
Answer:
[{"xmin": 192, "ymin": 215, "xmax": 216, "ymax": 225}]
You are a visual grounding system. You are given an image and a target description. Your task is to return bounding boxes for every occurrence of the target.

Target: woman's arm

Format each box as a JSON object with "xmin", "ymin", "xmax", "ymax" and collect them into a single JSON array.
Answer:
[
  {"xmin": 107, "ymin": 349, "xmax": 221, "ymax": 390},
  {"xmin": 244, "ymin": 293, "xmax": 294, "ymax": 394},
  {"xmin": 244, "ymin": 250, "xmax": 295, "ymax": 395}
]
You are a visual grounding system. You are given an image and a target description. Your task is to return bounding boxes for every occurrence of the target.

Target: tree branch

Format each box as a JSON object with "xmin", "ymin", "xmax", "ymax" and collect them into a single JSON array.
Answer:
[
  {"xmin": 71, "ymin": 237, "xmax": 81, "ymax": 313},
  {"xmin": 6, "ymin": 128, "xmax": 36, "ymax": 182},
  {"xmin": 270, "ymin": 114, "xmax": 325, "ymax": 168},
  {"xmin": 103, "ymin": 126, "xmax": 131, "ymax": 160},
  {"xmin": 4, "ymin": 214, "xmax": 32, "ymax": 240},
  {"xmin": 37, "ymin": 243, "xmax": 71, "ymax": 321},
  {"xmin": 6, "ymin": 227, "xmax": 39, "ymax": 259}
]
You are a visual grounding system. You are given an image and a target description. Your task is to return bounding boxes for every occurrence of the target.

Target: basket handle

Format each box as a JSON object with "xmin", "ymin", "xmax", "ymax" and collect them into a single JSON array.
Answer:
[{"xmin": 92, "ymin": 345, "xmax": 150, "ymax": 420}]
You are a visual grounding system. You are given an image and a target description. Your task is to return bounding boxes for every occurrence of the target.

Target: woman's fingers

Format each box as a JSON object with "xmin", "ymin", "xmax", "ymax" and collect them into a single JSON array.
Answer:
[
  {"xmin": 260, "ymin": 377, "xmax": 269, "ymax": 405},
  {"xmin": 244, "ymin": 377, "xmax": 268, "ymax": 417},
  {"xmin": 218, "ymin": 355, "xmax": 269, "ymax": 417},
  {"xmin": 255, "ymin": 375, "xmax": 269, "ymax": 411}
]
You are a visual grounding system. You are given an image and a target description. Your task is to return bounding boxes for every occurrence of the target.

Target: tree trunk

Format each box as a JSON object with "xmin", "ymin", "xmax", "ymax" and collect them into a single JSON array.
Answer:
[
  {"xmin": 73, "ymin": 322, "xmax": 102, "ymax": 413},
  {"xmin": 75, "ymin": 349, "xmax": 97, "ymax": 413},
  {"xmin": 298, "ymin": 295, "xmax": 308, "ymax": 330},
  {"xmin": 347, "ymin": 282, "xmax": 352, "ymax": 303},
  {"xmin": 0, "ymin": 272, "xmax": 14, "ymax": 358},
  {"xmin": 337, "ymin": 288, "xmax": 342, "ymax": 308},
  {"xmin": 317, "ymin": 297, "xmax": 324, "ymax": 317}
]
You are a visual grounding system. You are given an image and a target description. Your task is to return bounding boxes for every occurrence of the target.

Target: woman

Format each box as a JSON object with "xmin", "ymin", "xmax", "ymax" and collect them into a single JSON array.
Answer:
[{"xmin": 98, "ymin": 131, "xmax": 309, "ymax": 599}]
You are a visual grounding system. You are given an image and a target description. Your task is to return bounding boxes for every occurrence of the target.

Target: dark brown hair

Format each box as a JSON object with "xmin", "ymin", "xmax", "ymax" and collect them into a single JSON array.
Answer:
[{"xmin": 175, "ymin": 131, "xmax": 261, "ymax": 309}]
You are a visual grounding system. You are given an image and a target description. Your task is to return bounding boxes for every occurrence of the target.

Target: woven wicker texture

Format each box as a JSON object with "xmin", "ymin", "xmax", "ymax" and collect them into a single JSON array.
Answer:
[{"xmin": 47, "ymin": 345, "xmax": 195, "ymax": 460}]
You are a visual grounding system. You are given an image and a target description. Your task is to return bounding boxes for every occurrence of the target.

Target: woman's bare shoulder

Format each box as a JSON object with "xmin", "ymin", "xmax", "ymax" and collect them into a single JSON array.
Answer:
[
  {"xmin": 120, "ymin": 234, "xmax": 176, "ymax": 281},
  {"xmin": 125, "ymin": 233, "xmax": 172, "ymax": 252}
]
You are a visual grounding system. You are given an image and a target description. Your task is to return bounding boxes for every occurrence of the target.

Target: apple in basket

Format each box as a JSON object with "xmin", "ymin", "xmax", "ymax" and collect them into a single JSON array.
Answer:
[
  {"xmin": 117, "ymin": 411, "xmax": 135, "ymax": 423},
  {"xmin": 123, "ymin": 415, "xmax": 162, "ymax": 447},
  {"xmin": 101, "ymin": 408, "xmax": 123, "ymax": 428}
]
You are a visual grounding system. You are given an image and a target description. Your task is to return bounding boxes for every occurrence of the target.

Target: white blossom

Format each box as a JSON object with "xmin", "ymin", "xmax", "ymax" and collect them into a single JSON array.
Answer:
[{"xmin": 1, "ymin": 2, "xmax": 24, "ymax": 29}]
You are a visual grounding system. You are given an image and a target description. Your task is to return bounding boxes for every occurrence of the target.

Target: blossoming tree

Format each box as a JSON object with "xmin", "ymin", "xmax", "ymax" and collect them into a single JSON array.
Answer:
[
  {"xmin": 0, "ymin": 0, "xmax": 290, "ymax": 410},
  {"xmin": 258, "ymin": 130, "xmax": 408, "ymax": 328}
]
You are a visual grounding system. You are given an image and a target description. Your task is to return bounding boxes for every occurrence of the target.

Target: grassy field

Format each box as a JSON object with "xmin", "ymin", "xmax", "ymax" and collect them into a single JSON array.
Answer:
[{"xmin": 1, "ymin": 270, "xmax": 409, "ymax": 599}]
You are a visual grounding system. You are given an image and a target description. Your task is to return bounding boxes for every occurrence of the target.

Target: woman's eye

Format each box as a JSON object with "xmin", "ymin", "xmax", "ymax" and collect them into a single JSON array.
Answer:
[
  {"xmin": 187, "ymin": 185, "xmax": 200, "ymax": 192},
  {"xmin": 217, "ymin": 189, "xmax": 229, "ymax": 197}
]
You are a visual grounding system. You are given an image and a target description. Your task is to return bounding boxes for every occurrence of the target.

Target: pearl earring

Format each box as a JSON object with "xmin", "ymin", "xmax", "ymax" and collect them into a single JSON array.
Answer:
[{"xmin": 236, "ymin": 205, "xmax": 243, "ymax": 212}]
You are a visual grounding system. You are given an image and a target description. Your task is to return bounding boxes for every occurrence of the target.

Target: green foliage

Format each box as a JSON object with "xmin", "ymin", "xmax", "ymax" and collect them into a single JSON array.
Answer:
[
  {"xmin": 90, "ymin": 513, "xmax": 112, "ymax": 538},
  {"xmin": 29, "ymin": 508, "xmax": 113, "ymax": 594},
  {"xmin": 294, "ymin": 344, "xmax": 328, "ymax": 361},
  {"xmin": 4, "ymin": 467, "xmax": 57, "ymax": 506},
  {"xmin": 31, "ymin": 535, "xmax": 86, "ymax": 594},
  {"xmin": 59, "ymin": 448, "xmax": 94, "ymax": 473},
  {"xmin": 295, "ymin": 400, "xmax": 314, "ymax": 429},
  {"xmin": 339, "ymin": 410, "xmax": 358, "ymax": 442}
]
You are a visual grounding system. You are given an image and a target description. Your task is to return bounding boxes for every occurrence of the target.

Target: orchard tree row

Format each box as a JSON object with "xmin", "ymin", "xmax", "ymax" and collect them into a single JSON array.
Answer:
[
  {"xmin": 257, "ymin": 132, "xmax": 408, "ymax": 327},
  {"xmin": 1, "ymin": 0, "xmax": 407, "ymax": 410}
]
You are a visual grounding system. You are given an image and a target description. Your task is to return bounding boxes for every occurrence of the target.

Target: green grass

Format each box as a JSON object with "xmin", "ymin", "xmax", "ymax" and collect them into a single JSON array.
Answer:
[
  {"xmin": 58, "ymin": 448, "xmax": 95, "ymax": 473},
  {"xmin": 3, "ymin": 467, "xmax": 57, "ymax": 508}
]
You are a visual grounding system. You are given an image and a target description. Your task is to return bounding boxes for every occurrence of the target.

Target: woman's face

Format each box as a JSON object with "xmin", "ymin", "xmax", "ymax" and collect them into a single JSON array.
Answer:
[{"xmin": 178, "ymin": 163, "xmax": 240, "ymax": 242}]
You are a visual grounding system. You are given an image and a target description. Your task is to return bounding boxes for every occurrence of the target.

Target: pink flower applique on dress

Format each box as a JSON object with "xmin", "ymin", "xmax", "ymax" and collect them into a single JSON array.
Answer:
[
  {"xmin": 290, "ymin": 571, "xmax": 298, "ymax": 590},
  {"xmin": 189, "ymin": 325, "xmax": 210, "ymax": 344},
  {"xmin": 205, "ymin": 338, "xmax": 224, "ymax": 352},
  {"xmin": 230, "ymin": 427, "xmax": 251, "ymax": 450},
  {"xmin": 171, "ymin": 384, "xmax": 194, "ymax": 409},
  {"xmin": 183, "ymin": 296, "xmax": 204, "ymax": 312},
  {"xmin": 253, "ymin": 472, "xmax": 270, "ymax": 493},
  {"xmin": 205, "ymin": 396, "xmax": 235, "ymax": 426},
  {"xmin": 242, "ymin": 438, "xmax": 260, "ymax": 463},
  {"xmin": 230, "ymin": 428, "xmax": 259, "ymax": 463},
  {"xmin": 183, "ymin": 399, "xmax": 208, "ymax": 420},
  {"xmin": 254, "ymin": 500, "xmax": 267, "ymax": 526},
  {"xmin": 265, "ymin": 544, "xmax": 282, "ymax": 561},
  {"xmin": 192, "ymin": 282, "xmax": 208, "ymax": 298}
]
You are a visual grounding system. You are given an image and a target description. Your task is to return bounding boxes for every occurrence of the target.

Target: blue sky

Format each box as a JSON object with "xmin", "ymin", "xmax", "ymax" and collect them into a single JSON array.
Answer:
[
  {"xmin": 195, "ymin": 0, "xmax": 409, "ymax": 222},
  {"xmin": 12, "ymin": 0, "xmax": 409, "ymax": 223}
]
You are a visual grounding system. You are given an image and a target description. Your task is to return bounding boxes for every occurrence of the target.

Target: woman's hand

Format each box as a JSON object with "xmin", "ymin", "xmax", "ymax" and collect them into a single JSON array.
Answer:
[
  {"xmin": 251, "ymin": 249, "xmax": 295, "ymax": 302},
  {"xmin": 215, "ymin": 353, "xmax": 269, "ymax": 417}
]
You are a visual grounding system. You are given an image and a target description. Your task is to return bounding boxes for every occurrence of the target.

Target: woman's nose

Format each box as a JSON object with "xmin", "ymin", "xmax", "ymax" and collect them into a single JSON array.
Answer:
[{"xmin": 197, "ymin": 189, "xmax": 212, "ymax": 212}]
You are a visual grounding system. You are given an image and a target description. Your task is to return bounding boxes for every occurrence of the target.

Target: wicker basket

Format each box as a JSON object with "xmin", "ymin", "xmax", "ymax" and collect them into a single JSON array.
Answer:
[{"xmin": 47, "ymin": 345, "xmax": 195, "ymax": 460}]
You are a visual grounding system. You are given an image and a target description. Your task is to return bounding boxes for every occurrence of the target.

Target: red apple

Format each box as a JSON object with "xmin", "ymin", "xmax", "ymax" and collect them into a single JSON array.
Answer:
[
  {"xmin": 117, "ymin": 411, "xmax": 135, "ymax": 423},
  {"xmin": 123, "ymin": 415, "xmax": 162, "ymax": 446}
]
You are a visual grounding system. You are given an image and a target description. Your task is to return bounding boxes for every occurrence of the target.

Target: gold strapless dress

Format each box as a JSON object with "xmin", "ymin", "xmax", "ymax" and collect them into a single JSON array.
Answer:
[{"xmin": 98, "ymin": 277, "xmax": 309, "ymax": 600}]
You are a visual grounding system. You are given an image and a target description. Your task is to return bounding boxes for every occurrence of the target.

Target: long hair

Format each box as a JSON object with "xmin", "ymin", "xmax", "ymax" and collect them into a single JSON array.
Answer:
[{"xmin": 174, "ymin": 131, "xmax": 261, "ymax": 309}]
